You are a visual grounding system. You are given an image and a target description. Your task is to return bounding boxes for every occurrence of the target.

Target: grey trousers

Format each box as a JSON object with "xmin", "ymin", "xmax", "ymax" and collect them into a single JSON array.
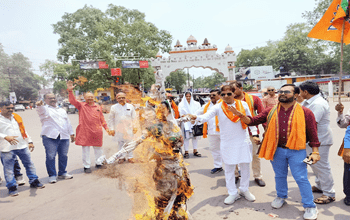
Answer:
[{"xmin": 306, "ymin": 145, "xmax": 335, "ymax": 197}]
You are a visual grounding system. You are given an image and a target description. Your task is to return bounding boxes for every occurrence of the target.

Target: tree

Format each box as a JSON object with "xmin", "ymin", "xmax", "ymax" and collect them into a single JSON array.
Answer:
[
  {"xmin": 52, "ymin": 5, "xmax": 172, "ymax": 91},
  {"xmin": 235, "ymin": 45, "xmax": 274, "ymax": 67},
  {"xmin": 165, "ymin": 70, "xmax": 187, "ymax": 92}
]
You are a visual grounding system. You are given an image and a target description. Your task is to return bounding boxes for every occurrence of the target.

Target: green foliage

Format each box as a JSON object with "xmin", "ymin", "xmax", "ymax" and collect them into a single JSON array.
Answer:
[
  {"xmin": 165, "ymin": 70, "xmax": 187, "ymax": 92},
  {"xmin": 52, "ymin": 4, "xmax": 172, "ymax": 92},
  {"xmin": 193, "ymin": 72, "xmax": 226, "ymax": 89},
  {"xmin": 0, "ymin": 44, "xmax": 41, "ymax": 101},
  {"xmin": 243, "ymin": 84, "xmax": 254, "ymax": 91}
]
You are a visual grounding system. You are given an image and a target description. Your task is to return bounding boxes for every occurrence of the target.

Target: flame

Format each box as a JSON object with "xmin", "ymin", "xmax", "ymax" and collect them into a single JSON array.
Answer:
[{"xmin": 99, "ymin": 85, "xmax": 193, "ymax": 220}]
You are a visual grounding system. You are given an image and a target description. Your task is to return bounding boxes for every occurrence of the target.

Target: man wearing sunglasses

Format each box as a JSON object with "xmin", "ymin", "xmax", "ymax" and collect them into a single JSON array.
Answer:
[
  {"xmin": 231, "ymin": 81, "xmax": 265, "ymax": 187},
  {"xmin": 262, "ymin": 86, "xmax": 278, "ymax": 109},
  {"xmin": 195, "ymin": 89, "xmax": 223, "ymax": 174},
  {"xmin": 189, "ymin": 85, "xmax": 257, "ymax": 205},
  {"xmin": 0, "ymin": 101, "xmax": 45, "ymax": 197},
  {"xmin": 228, "ymin": 84, "xmax": 320, "ymax": 220}
]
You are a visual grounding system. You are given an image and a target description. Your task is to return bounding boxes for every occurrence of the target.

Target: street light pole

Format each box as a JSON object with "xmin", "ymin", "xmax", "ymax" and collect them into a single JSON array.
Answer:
[{"xmin": 7, "ymin": 67, "xmax": 13, "ymax": 92}]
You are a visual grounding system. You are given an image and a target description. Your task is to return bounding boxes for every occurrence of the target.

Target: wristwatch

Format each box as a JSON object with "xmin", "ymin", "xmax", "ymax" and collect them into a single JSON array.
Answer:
[{"xmin": 252, "ymin": 135, "xmax": 259, "ymax": 138}]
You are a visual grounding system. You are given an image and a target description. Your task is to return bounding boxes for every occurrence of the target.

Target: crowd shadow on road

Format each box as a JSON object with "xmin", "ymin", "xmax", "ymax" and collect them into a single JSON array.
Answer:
[{"xmin": 189, "ymin": 168, "xmax": 225, "ymax": 179}]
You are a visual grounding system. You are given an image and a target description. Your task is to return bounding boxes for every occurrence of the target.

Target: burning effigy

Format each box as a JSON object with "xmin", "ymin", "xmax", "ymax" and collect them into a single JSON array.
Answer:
[{"xmin": 97, "ymin": 82, "xmax": 194, "ymax": 220}]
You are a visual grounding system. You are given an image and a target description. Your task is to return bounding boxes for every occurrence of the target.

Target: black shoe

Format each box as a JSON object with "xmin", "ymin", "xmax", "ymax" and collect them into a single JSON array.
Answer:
[
  {"xmin": 84, "ymin": 167, "xmax": 92, "ymax": 173},
  {"xmin": 344, "ymin": 197, "xmax": 350, "ymax": 206},
  {"xmin": 211, "ymin": 167, "xmax": 223, "ymax": 174},
  {"xmin": 95, "ymin": 164, "xmax": 107, "ymax": 169},
  {"xmin": 235, "ymin": 176, "xmax": 240, "ymax": 184},
  {"xmin": 8, "ymin": 186, "xmax": 19, "ymax": 197},
  {"xmin": 255, "ymin": 178, "xmax": 266, "ymax": 187},
  {"xmin": 30, "ymin": 179, "xmax": 45, "ymax": 189}
]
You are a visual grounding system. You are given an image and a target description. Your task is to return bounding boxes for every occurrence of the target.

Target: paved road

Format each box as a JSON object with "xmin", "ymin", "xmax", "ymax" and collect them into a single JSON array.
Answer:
[{"xmin": 0, "ymin": 100, "xmax": 350, "ymax": 220}]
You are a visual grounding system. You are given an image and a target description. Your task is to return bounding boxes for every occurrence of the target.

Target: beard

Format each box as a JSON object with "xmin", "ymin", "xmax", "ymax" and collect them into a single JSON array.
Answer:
[{"xmin": 278, "ymin": 96, "xmax": 294, "ymax": 103}]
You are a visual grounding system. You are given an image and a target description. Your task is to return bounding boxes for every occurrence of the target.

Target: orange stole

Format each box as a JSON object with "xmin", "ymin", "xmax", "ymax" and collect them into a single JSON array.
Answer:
[
  {"xmin": 221, "ymin": 100, "xmax": 247, "ymax": 130},
  {"xmin": 171, "ymin": 100, "xmax": 180, "ymax": 119},
  {"xmin": 244, "ymin": 92, "xmax": 256, "ymax": 116},
  {"xmin": 259, "ymin": 103, "xmax": 306, "ymax": 161},
  {"xmin": 0, "ymin": 111, "xmax": 28, "ymax": 139},
  {"xmin": 202, "ymin": 100, "xmax": 221, "ymax": 138}
]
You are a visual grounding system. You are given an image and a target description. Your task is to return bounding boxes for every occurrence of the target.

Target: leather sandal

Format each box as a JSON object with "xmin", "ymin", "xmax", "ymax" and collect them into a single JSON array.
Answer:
[
  {"xmin": 183, "ymin": 152, "xmax": 189, "ymax": 159},
  {"xmin": 193, "ymin": 151, "xmax": 202, "ymax": 157},
  {"xmin": 314, "ymin": 195, "xmax": 335, "ymax": 204}
]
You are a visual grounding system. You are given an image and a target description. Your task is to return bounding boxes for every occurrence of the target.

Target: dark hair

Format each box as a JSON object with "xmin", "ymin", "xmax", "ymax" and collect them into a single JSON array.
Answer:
[
  {"xmin": 229, "ymin": 81, "xmax": 243, "ymax": 88},
  {"xmin": 161, "ymin": 101, "xmax": 171, "ymax": 113},
  {"xmin": 210, "ymin": 89, "xmax": 221, "ymax": 95},
  {"xmin": 0, "ymin": 101, "xmax": 12, "ymax": 108},
  {"xmin": 299, "ymin": 81, "xmax": 320, "ymax": 95},
  {"xmin": 43, "ymin": 93, "xmax": 54, "ymax": 99},
  {"xmin": 280, "ymin": 84, "xmax": 300, "ymax": 94},
  {"xmin": 221, "ymin": 85, "xmax": 235, "ymax": 93},
  {"xmin": 184, "ymin": 92, "xmax": 192, "ymax": 96}
]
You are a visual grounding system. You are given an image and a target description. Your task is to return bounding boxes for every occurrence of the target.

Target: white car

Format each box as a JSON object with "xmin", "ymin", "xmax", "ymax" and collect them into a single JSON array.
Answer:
[{"xmin": 14, "ymin": 104, "xmax": 25, "ymax": 112}]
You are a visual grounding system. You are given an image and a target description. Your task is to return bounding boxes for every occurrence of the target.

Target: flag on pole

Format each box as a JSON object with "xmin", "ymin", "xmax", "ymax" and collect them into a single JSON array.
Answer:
[{"xmin": 308, "ymin": 0, "xmax": 350, "ymax": 44}]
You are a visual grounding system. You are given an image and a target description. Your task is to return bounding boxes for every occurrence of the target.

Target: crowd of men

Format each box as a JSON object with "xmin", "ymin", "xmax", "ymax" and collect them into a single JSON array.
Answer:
[{"xmin": 0, "ymin": 80, "xmax": 349, "ymax": 220}]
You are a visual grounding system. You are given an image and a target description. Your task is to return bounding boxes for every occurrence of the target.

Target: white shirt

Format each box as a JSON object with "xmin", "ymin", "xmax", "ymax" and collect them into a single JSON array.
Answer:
[
  {"xmin": 0, "ymin": 114, "xmax": 32, "ymax": 152},
  {"xmin": 196, "ymin": 101, "xmax": 220, "ymax": 136},
  {"xmin": 303, "ymin": 94, "xmax": 333, "ymax": 146},
  {"xmin": 196, "ymin": 101, "xmax": 255, "ymax": 164},
  {"xmin": 108, "ymin": 103, "xmax": 136, "ymax": 141},
  {"xmin": 37, "ymin": 105, "xmax": 74, "ymax": 139}
]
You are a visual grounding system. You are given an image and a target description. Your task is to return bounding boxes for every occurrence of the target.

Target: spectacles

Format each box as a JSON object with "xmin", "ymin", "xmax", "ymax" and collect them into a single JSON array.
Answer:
[
  {"xmin": 221, "ymin": 93, "xmax": 233, "ymax": 97},
  {"xmin": 278, "ymin": 90, "xmax": 292, "ymax": 95},
  {"xmin": 267, "ymin": 90, "xmax": 274, "ymax": 92}
]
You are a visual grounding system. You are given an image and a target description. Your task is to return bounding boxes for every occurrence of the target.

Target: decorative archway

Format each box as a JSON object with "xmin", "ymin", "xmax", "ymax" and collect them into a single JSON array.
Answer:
[{"xmin": 151, "ymin": 35, "xmax": 237, "ymax": 81}]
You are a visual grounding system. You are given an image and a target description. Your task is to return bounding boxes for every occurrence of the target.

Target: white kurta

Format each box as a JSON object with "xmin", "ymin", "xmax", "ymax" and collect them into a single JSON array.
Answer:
[
  {"xmin": 107, "ymin": 103, "xmax": 136, "ymax": 142},
  {"xmin": 196, "ymin": 101, "xmax": 256, "ymax": 165}
]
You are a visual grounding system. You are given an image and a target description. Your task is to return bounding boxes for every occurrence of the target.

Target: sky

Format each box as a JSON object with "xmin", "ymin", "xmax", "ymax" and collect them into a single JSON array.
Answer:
[{"xmin": 0, "ymin": 0, "xmax": 318, "ymax": 79}]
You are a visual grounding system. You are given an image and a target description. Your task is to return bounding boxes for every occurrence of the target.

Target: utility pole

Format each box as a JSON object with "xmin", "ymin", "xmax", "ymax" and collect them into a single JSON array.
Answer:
[
  {"xmin": 187, "ymin": 68, "xmax": 190, "ymax": 88},
  {"xmin": 7, "ymin": 67, "xmax": 13, "ymax": 92}
]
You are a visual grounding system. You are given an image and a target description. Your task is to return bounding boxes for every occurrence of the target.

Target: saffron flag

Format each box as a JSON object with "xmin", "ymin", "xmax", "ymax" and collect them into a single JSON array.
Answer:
[{"xmin": 308, "ymin": 0, "xmax": 350, "ymax": 44}]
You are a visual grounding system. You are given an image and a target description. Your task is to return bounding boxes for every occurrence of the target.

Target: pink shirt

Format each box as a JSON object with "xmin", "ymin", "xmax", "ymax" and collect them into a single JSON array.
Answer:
[
  {"xmin": 69, "ymin": 91, "xmax": 108, "ymax": 147},
  {"xmin": 262, "ymin": 94, "xmax": 279, "ymax": 109}
]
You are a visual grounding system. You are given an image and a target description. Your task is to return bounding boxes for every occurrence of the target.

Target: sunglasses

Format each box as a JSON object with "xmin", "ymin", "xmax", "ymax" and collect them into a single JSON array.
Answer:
[
  {"xmin": 221, "ymin": 93, "xmax": 233, "ymax": 97},
  {"xmin": 210, "ymin": 94, "xmax": 217, "ymax": 97},
  {"xmin": 6, "ymin": 107, "xmax": 14, "ymax": 110},
  {"xmin": 278, "ymin": 90, "xmax": 292, "ymax": 94},
  {"xmin": 267, "ymin": 89, "xmax": 274, "ymax": 92}
]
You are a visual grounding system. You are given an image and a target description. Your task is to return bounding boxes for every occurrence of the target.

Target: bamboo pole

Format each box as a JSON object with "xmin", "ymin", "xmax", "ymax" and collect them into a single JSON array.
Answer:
[{"xmin": 339, "ymin": 19, "xmax": 346, "ymax": 103}]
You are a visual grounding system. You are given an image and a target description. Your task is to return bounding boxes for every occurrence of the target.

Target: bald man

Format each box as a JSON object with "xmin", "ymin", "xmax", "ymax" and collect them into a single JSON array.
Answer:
[
  {"xmin": 107, "ymin": 92, "xmax": 136, "ymax": 163},
  {"xmin": 262, "ymin": 86, "xmax": 279, "ymax": 109},
  {"xmin": 67, "ymin": 81, "xmax": 110, "ymax": 173}
]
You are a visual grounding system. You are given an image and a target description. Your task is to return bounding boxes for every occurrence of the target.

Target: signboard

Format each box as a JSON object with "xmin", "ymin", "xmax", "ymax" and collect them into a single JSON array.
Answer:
[
  {"xmin": 261, "ymin": 80, "xmax": 288, "ymax": 90},
  {"xmin": 139, "ymin": 61, "xmax": 149, "ymax": 68},
  {"xmin": 79, "ymin": 61, "xmax": 99, "ymax": 70},
  {"xmin": 98, "ymin": 61, "xmax": 109, "ymax": 69},
  {"xmin": 122, "ymin": 61, "xmax": 140, "ymax": 68},
  {"xmin": 111, "ymin": 68, "xmax": 122, "ymax": 76},
  {"xmin": 9, "ymin": 92, "xmax": 17, "ymax": 103},
  {"xmin": 235, "ymin": 66, "xmax": 274, "ymax": 80},
  {"xmin": 122, "ymin": 61, "xmax": 149, "ymax": 68}
]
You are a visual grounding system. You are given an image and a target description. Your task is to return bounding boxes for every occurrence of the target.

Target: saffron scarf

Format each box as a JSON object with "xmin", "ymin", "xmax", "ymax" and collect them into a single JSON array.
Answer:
[
  {"xmin": 244, "ymin": 92, "xmax": 256, "ymax": 116},
  {"xmin": 259, "ymin": 103, "xmax": 306, "ymax": 161},
  {"xmin": 0, "ymin": 111, "xmax": 28, "ymax": 139},
  {"xmin": 171, "ymin": 100, "xmax": 180, "ymax": 119},
  {"xmin": 202, "ymin": 100, "xmax": 221, "ymax": 138},
  {"xmin": 221, "ymin": 100, "xmax": 247, "ymax": 130}
]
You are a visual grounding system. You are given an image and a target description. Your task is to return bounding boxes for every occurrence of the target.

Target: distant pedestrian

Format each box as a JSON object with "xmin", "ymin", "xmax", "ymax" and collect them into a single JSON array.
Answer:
[
  {"xmin": 178, "ymin": 92, "xmax": 202, "ymax": 158},
  {"xmin": 67, "ymin": 81, "xmax": 110, "ymax": 173},
  {"xmin": 36, "ymin": 93, "xmax": 75, "ymax": 184},
  {"xmin": 107, "ymin": 92, "xmax": 136, "ymax": 164},
  {"xmin": 262, "ymin": 86, "xmax": 278, "ymax": 108},
  {"xmin": 300, "ymin": 81, "xmax": 335, "ymax": 204},
  {"xmin": 0, "ymin": 101, "xmax": 45, "ymax": 197}
]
